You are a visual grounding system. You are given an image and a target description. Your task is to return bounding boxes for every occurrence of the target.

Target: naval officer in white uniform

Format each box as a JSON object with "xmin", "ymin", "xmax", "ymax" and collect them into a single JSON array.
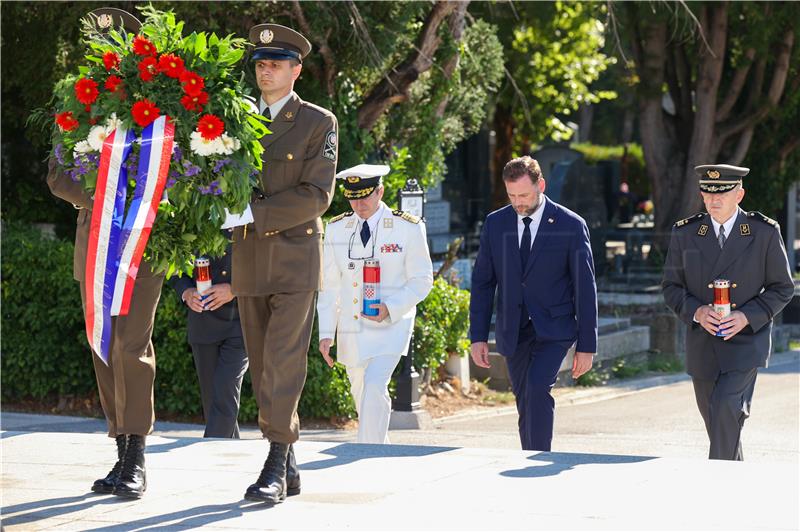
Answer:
[{"xmin": 317, "ymin": 164, "xmax": 433, "ymax": 443}]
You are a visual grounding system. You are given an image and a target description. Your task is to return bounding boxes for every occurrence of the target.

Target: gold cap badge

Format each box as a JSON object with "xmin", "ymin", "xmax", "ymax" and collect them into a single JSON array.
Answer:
[
  {"xmin": 707, "ymin": 170, "xmax": 720, "ymax": 179},
  {"xmin": 259, "ymin": 29, "xmax": 274, "ymax": 44}
]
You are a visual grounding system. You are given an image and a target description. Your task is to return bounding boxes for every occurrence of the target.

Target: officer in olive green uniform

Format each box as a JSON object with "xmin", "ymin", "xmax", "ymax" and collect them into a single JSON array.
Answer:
[
  {"xmin": 233, "ymin": 23, "xmax": 338, "ymax": 504},
  {"xmin": 46, "ymin": 8, "xmax": 159, "ymax": 499},
  {"xmin": 662, "ymin": 164, "xmax": 793, "ymax": 461}
]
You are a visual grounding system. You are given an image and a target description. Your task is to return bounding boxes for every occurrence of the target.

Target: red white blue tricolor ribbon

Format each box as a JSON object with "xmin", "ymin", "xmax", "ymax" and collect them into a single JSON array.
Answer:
[{"xmin": 84, "ymin": 116, "xmax": 174, "ymax": 364}]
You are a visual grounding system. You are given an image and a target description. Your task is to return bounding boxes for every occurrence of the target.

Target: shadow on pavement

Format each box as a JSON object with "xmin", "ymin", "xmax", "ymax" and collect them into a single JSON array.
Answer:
[
  {"xmin": 500, "ymin": 451, "xmax": 654, "ymax": 478},
  {"xmin": 1, "ymin": 493, "xmax": 130, "ymax": 528},
  {"xmin": 300, "ymin": 442, "xmax": 456, "ymax": 470}
]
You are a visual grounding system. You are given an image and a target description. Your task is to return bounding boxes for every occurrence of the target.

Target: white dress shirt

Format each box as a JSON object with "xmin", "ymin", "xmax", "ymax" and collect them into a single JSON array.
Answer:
[
  {"xmin": 711, "ymin": 212, "xmax": 737, "ymax": 244},
  {"xmin": 259, "ymin": 91, "xmax": 294, "ymax": 119},
  {"xmin": 517, "ymin": 194, "xmax": 546, "ymax": 249},
  {"xmin": 350, "ymin": 204, "xmax": 385, "ymax": 259}
]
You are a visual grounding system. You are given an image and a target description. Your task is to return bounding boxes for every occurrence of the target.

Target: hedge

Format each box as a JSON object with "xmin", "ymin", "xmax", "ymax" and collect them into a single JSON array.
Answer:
[{"xmin": 1, "ymin": 222, "xmax": 470, "ymax": 421}]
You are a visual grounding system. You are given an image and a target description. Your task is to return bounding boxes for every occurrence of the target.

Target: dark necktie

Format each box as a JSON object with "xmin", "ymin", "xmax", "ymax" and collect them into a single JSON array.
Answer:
[
  {"xmin": 360, "ymin": 221, "xmax": 371, "ymax": 247},
  {"xmin": 520, "ymin": 216, "xmax": 532, "ymax": 270},
  {"xmin": 262, "ymin": 105, "xmax": 271, "ymax": 120},
  {"xmin": 718, "ymin": 225, "xmax": 726, "ymax": 249}
]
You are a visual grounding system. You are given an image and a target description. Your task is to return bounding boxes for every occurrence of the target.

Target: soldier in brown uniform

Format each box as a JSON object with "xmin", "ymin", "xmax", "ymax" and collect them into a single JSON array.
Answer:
[
  {"xmin": 46, "ymin": 8, "xmax": 160, "ymax": 499},
  {"xmin": 233, "ymin": 24, "xmax": 338, "ymax": 504}
]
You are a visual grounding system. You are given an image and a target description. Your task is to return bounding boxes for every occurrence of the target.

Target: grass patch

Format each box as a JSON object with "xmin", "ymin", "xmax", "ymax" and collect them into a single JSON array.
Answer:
[
  {"xmin": 648, "ymin": 353, "xmax": 684, "ymax": 373},
  {"xmin": 789, "ymin": 340, "xmax": 800, "ymax": 350},
  {"xmin": 611, "ymin": 359, "xmax": 646, "ymax": 379},
  {"xmin": 576, "ymin": 367, "xmax": 608, "ymax": 387},
  {"xmin": 481, "ymin": 391, "xmax": 516, "ymax": 405}
]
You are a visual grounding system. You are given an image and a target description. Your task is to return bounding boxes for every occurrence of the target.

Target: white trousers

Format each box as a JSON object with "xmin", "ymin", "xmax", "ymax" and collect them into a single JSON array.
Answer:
[{"xmin": 346, "ymin": 354, "xmax": 402, "ymax": 444}]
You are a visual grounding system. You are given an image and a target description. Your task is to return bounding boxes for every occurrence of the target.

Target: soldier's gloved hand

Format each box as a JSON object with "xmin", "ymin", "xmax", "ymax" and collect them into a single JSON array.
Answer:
[
  {"xmin": 362, "ymin": 303, "xmax": 389, "ymax": 323},
  {"xmin": 319, "ymin": 338, "xmax": 334, "ymax": 368},
  {"xmin": 719, "ymin": 310, "xmax": 749, "ymax": 340},
  {"xmin": 182, "ymin": 288, "xmax": 205, "ymax": 313},
  {"xmin": 694, "ymin": 305, "xmax": 722, "ymax": 335}
]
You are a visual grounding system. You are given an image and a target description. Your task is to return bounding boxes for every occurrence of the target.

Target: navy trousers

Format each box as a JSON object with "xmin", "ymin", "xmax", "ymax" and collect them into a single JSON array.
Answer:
[{"xmin": 505, "ymin": 320, "xmax": 572, "ymax": 451}]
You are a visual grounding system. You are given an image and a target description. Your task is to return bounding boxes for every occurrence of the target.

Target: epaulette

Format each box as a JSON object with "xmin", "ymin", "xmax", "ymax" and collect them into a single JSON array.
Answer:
[
  {"xmin": 674, "ymin": 212, "xmax": 705, "ymax": 228},
  {"xmin": 329, "ymin": 211, "xmax": 353, "ymax": 224},
  {"xmin": 747, "ymin": 211, "xmax": 779, "ymax": 227},
  {"xmin": 392, "ymin": 210, "xmax": 421, "ymax": 224}
]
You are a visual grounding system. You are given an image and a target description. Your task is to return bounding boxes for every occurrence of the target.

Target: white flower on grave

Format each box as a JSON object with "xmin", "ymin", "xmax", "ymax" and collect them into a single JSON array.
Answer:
[
  {"xmin": 219, "ymin": 133, "xmax": 241, "ymax": 155},
  {"xmin": 189, "ymin": 130, "xmax": 218, "ymax": 156},
  {"xmin": 73, "ymin": 140, "xmax": 93, "ymax": 156},
  {"xmin": 105, "ymin": 113, "xmax": 123, "ymax": 132},
  {"xmin": 87, "ymin": 125, "xmax": 110, "ymax": 151}
]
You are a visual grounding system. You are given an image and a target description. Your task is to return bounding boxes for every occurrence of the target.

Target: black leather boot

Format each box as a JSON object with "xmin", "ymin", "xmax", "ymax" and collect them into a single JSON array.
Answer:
[
  {"xmin": 286, "ymin": 444, "xmax": 300, "ymax": 496},
  {"xmin": 91, "ymin": 435, "xmax": 127, "ymax": 494},
  {"xmin": 244, "ymin": 442, "xmax": 289, "ymax": 504},
  {"xmin": 114, "ymin": 434, "xmax": 146, "ymax": 499}
]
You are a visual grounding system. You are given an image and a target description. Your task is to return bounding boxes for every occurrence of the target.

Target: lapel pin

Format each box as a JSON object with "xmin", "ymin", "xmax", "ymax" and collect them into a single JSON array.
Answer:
[
  {"xmin": 285, "ymin": 111, "xmax": 293, "ymax": 119},
  {"xmin": 547, "ymin": 218, "xmax": 554, "ymax": 224},
  {"xmin": 740, "ymin": 224, "xmax": 750, "ymax": 236},
  {"xmin": 384, "ymin": 218, "xmax": 393, "ymax": 228},
  {"xmin": 698, "ymin": 224, "xmax": 708, "ymax": 236}
]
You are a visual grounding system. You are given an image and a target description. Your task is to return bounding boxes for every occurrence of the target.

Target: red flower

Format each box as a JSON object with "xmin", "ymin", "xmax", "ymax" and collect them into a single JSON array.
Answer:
[
  {"xmin": 74, "ymin": 77, "xmax": 99, "ymax": 105},
  {"xmin": 180, "ymin": 71, "xmax": 205, "ymax": 96},
  {"xmin": 180, "ymin": 91, "xmax": 209, "ymax": 112},
  {"xmin": 55, "ymin": 111, "xmax": 79, "ymax": 132},
  {"xmin": 132, "ymin": 35, "xmax": 157, "ymax": 57},
  {"xmin": 158, "ymin": 53, "xmax": 185, "ymax": 78},
  {"xmin": 196, "ymin": 113, "xmax": 225, "ymax": 140},
  {"xmin": 85, "ymin": 105, "xmax": 92, "ymax": 113},
  {"xmin": 131, "ymin": 99, "xmax": 161, "ymax": 127},
  {"xmin": 138, "ymin": 56, "xmax": 158, "ymax": 82},
  {"xmin": 102, "ymin": 51, "xmax": 120, "ymax": 71},
  {"xmin": 89, "ymin": 117, "xmax": 98, "ymax": 125},
  {"xmin": 105, "ymin": 74, "xmax": 123, "ymax": 92}
]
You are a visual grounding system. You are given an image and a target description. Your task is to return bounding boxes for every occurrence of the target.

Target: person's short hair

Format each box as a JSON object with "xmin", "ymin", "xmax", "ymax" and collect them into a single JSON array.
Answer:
[{"xmin": 502, "ymin": 156, "xmax": 542, "ymax": 184}]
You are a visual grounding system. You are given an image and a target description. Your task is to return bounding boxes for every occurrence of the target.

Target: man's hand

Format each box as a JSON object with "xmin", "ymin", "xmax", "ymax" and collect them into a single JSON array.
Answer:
[
  {"xmin": 319, "ymin": 338, "xmax": 334, "ymax": 368},
  {"xmin": 470, "ymin": 342, "xmax": 491, "ymax": 368},
  {"xmin": 201, "ymin": 283, "xmax": 235, "ymax": 311},
  {"xmin": 362, "ymin": 303, "xmax": 390, "ymax": 323},
  {"xmin": 720, "ymin": 310, "xmax": 749, "ymax": 340},
  {"xmin": 181, "ymin": 288, "xmax": 205, "ymax": 313},
  {"xmin": 572, "ymin": 352, "xmax": 594, "ymax": 379},
  {"xmin": 694, "ymin": 305, "xmax": 722, "ymax": 336}
]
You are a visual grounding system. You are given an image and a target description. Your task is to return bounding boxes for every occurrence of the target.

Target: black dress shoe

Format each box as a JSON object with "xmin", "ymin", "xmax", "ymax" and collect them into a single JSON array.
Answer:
[
  {"xmin": 286, "ymin": 443, "xmax": 300, "ymax": 496},
  {"xmin": 91, "ymin": 435, "xmax": 127, "ymax": 494},
  {"xmin": 114, "ymin": 434, "xmax": 147, "ymax": 499},
  {"xmin": 245, "ymin": 442, "xmax": 289, "ymax": 504}
]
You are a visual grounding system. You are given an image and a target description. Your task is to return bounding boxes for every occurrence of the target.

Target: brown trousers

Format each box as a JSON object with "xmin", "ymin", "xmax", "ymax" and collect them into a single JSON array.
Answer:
[
  {"xmin": 79, "ymin": 273, "xmax": 164, "ymax": 437},
  {"xmin": 238, "ymin": 291, "xmax": 315, "ymax": 443}
]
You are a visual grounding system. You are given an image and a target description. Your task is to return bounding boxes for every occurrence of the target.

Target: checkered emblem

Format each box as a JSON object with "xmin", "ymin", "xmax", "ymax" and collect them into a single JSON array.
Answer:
[{"xmin": 364, "ymin": 287, "xmax": 375, "ymax": 299}]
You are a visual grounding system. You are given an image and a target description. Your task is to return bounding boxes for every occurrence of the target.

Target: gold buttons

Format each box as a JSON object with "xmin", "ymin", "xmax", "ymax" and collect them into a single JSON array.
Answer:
[
  {"xmin": 353, "ymin": 298, "xmax": 358, "ymax": 304},
  {"xmin": 354, "ymin": 315, "xmax": 358, "ymax": 320},
  {"xmin": 287, "ymin": 153, "xmax": 294, "ymax": 160},
  {"xmin": 222, "ymin": 270, "xmax": 228, "ymax": 276},
  {"xmin": 264, "ymin": 230, "xmax": 279, "ymax": 236},
  {"xmin": 708, "ymin": 283, "xmax": 713, "ymax": 289},
  {"xmin": 731, "ymin": 303, "xmax": 737, "ymax": 309},
  {"xmin": 306, "ymin": 227, "xmax": 313, "ymax": 235},
  {"xmin": 732, "ymin": 283, "xmax": 737, "ymax": 288}
]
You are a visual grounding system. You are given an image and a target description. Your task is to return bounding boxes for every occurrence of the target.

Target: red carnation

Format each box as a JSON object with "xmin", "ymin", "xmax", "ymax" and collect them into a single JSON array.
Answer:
[
  {"xmin": 55, "ymin": 111, "xmax": 79, "ymax": 132},
  {"xmin": 131, "ymin": 99, "xmax": 161, "ymax": 127},
  {"xmin": 105, "ymin": 74, "xmax": 123, "ymax": 92},
  {"xmin": 102, "ymin": 51, "xmax": 120, "ymax": 71},
  {"xmin": 132, "ymin": 35, "xmax": 157, "ymax": 57},
  {"xmin": 180, "ymin": 91, "xmax": 209, "ymax": 112},
  {"xmin": 180, "ymin": 70, "xmax": 205, "ymax": 96},
  {"xmin": 196, "ymin": 113, "xmax": 225, "ymax": 140},
  {"xmin": 138, "ymin": 56, "xmax": 158, "ymax": 82},
  {"xmin": 158, "ymin": 53, "xmax": 185, "ymax": 78},
  {"xmin": 74, "ymin": 77, "xmax": 99, "ymax": 105}
]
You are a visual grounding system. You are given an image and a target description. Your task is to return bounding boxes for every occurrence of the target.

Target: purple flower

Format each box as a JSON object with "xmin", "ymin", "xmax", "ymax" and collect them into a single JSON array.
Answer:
[
  {"xmin": 54, "ymin": 143, "xmax": 65, "ymax": 165},
  {"xmin": 212, "ymin": 158, "xmax": 231, "ymax": 173},
  {"xmin": 166, "ymin": 178, "xmax": 177, "ymax": 189},
  {"xmin": 183, "ymin": 162, "xmax": 201, "ymax": 177},
  {"xmin": 197, "ymin": 184, "xmax": 211, "ymax": 195},
  {"xmin": 173, "ymin": 145, "xmax": 183, "ymax": 162}
]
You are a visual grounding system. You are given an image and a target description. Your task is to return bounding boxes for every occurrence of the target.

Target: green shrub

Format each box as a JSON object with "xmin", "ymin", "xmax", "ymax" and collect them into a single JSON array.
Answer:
[{"xmin": 2, "ymin": 222, "xmax": 464, "ymax": 421}]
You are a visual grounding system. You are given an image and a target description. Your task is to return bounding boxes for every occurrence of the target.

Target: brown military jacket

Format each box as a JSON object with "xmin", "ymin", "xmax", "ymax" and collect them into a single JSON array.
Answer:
[
  {"xmin": 46, "ymin": 159, "xmax": 160, "ymax": 281},
  {"xmin": 231, "ymin": 92, "xmax": 338, "ymax": 296}
]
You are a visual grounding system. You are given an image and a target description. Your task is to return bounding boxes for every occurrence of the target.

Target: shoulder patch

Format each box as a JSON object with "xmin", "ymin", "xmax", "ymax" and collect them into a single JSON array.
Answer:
[
  {"xmin": 392, "ymin": 210, "xmax": 421, "ymax": 224},
  {"xmin": 674, "ymin": 212, "xmax": 706, "ymax": 228},
  {"xmin": 329, "ymin": 211, "xmax": 353, "ymax": 224},
  {"xmin": 747, "ymin": 211, "xmax": 779, "ymax": 227},
  {"xmin": 322, "ymin": 130, "xmax": 337, "ymax": 161}
]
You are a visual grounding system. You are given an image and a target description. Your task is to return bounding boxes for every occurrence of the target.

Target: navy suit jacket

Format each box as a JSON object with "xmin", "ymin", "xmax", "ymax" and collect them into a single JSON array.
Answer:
[{"xmin": 469, "ymin": 197, "xmax": 598, "ymax": 356}]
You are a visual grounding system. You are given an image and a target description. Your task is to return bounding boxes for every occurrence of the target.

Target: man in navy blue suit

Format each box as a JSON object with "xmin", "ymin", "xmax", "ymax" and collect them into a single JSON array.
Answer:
[{"xmin": 470, "ymin": 156, "xmax": 598, "ymax": 451}]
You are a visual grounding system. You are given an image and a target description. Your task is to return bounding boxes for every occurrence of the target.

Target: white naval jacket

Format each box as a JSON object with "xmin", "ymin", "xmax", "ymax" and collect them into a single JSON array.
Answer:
[{"xmin": 317, "ymin": 202, "xmax": 434, "ymax": 366}]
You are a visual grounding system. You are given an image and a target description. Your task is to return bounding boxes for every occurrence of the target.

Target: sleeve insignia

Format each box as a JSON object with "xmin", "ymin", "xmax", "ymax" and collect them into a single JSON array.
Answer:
[
  {"xmin": 740, "ymin": 224, "xmax": 751, "ymax": 236},
  {"xmin": 392, "ymin": 210, "xmax": 421, "ymax": 224},
  {"xmin": 674, "ymin": 212, "xmax": 705, "ymax": 228},
  {"xmin": 747, "ymin": 211, "xmax": 778, "ymax": 227},
  {"xmin": 697, "ymin": 224, "xmax": 708, "ymax": 236},
  {"xmin": 322, "ymin": 131, "xmax": 337, "ymax": 161},
  {"xmin": 329, "ymin": 211, "xmax": 353, "ymax": 224}
]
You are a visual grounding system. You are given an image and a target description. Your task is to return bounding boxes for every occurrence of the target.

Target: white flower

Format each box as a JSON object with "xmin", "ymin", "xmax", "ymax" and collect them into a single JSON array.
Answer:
[
  {"xmin": 190, "ymin": 130, "xmax": 218, "ymax": 157},
  {"xmin": 73, "ymin": 140, "xmax": 93, "ymax": 157},
  {"xmin": 219, "ymin": 133, "xmax": 241, "ymax": 155},
  {"xmin": 87, "ymin": 125, "xmax": 110, "ymax": 151},
  {"xmin": 105, "ymin": 113, "xmax": 123, "ymax": 132}
]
